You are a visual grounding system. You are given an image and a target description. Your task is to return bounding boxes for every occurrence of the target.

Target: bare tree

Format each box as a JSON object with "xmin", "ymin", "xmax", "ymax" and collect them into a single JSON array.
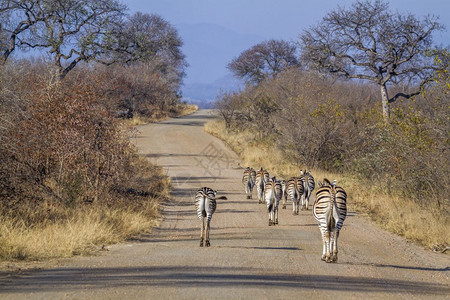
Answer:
[
  {"xmin": 300, "ymin": 0, "xmax": 445, "ymax": 122},
  {"xmin": 1, "ymin": 0, "xmax": 126, "ymax": 79},
  {"xmin": 214, "ymin": 90, "xmax": 242, "ymax": 129},
  {"xmin": 228, "ymin": 39, "xmax": 299, "ymax": 84},
  {"xmin": 0, "ymin": 0, "xmax": 48, "ymax": 63},
  {"xmin": 107, "ymin": 12, "xmax": 187, "ymax": 89}
]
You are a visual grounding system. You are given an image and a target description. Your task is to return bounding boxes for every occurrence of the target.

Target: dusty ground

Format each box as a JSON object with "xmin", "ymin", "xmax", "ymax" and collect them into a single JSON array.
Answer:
[{"xmin": 0, "ymin": 110, "xmax": 448, "ymax": 299}]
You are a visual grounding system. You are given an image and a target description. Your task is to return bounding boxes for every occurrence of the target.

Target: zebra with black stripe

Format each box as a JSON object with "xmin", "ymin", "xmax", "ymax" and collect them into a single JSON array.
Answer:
[
  {"xmin": 299, "ymin": 170, "xmax": 315, "ymax": 210},
  {"xmin": 195, "ymin": 187, "xmax": 227, "ymax": 247},
  {"xmin": 242, "ymin": 167, "xmax": 256, "ymax": 199},
  {"xmin": 264, "ymin": 177, "xmax": 283, "ymax": 226},
  {"xmin": 313, "ymin": 179, "xmax": 347, "ymax": 262},
  {"xmin": 255, "ymin": 168, "xmax": 270, "ymax": 204},
  {"xmin": 286, "ymin": 176, "xmax": 305, "ymax": 215}
]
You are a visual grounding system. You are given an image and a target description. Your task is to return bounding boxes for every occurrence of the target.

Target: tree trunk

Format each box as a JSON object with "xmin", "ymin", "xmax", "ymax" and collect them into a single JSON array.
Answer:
[{"xmin": 380, "ymin": 84, "xmax": 390, "ymax": 123}]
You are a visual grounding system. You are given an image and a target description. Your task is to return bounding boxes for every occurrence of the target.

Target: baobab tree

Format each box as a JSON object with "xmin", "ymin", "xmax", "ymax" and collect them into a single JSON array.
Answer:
[{"xmin": 300, "ymin": 0, "xmax": 445, "ymax": 122}]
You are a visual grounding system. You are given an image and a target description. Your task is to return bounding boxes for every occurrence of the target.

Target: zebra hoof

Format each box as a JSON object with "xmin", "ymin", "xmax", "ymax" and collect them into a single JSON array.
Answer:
[
  {"xmin": 332, "ymin": 255, "xmax": 338, "ymax": 263},
  {"xmin": 321, "ymin": 255, "xmax": 326, "ymax": 261},
  {"xmin": 200, "ymin": 242, "xmax": 203, "ymax": 247},
  {"xmin": 205, "ymin": 241, "xmax": 210, "ymax": 247}
]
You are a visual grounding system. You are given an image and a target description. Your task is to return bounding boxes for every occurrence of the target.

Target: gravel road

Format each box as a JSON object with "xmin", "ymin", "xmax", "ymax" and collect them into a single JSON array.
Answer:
[{"xmin": 1, "ymin": 110, "xmax": 448, "ymax": 299}]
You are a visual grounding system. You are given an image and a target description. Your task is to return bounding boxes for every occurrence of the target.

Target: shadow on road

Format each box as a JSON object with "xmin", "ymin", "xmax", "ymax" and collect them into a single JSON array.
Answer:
[{"xmin": 1, "ymin": 266, "xmax": 448, "ymax": 295}]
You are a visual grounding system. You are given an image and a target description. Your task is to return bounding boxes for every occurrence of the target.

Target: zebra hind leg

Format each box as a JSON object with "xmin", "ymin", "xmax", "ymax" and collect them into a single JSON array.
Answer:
[
  {"xmin": 205, "ymin": 219, "xmax": 211, "ymax": 247},
  {"xmin": 275, "ymin": 208, "xmax": 279, "ymax": 224},
  {"xmin": 200, "ymin": 217, "xmax": 205, "ymax": 247},
  {"xmin": 331, "ymin": 230, "xmax": 340, "ymax": 262},
  {"xmin": 320, "ymin": 229, "xmax": 327, "ymax": 261},
  {"xmin": 325, "ymin": 231, "xmax": 332, "ymax": 263}
]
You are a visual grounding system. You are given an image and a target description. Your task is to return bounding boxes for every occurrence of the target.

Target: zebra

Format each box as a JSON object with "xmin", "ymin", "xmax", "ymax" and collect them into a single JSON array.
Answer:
[
  {"xmin": 313, "ymin": 179, "xmax": 347, "ymax": 263},
  {"xmin": 255, "ymin": 168, "xmax": 270, "ymax": 204},
  {"xmin": 299, "ymin": 170, "xmax": 315, "ymax": 210},
  {"xmin": 195, "ymin": 187, "xmax": 227, "ymax": 247},
  {"xmin": 286, "ymin": 176, "xmax": 304, "ymax": 215},
  {"xmin": 280, "ymin": 179, "xmax": 288, "ymax": 209},
  {"xmin": 242, "ymin": 167, "xmax": 256, "ymax": 199},
  {"xmin": 264, "ymin": 177, "xmax": 283, "ymax": 226}
]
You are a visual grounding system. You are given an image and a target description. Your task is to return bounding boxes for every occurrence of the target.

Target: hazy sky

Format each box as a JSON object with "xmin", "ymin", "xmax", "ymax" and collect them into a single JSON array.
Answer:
[
  {"xmin": 122, "ymin": 0, "xmax": 449, "ymax": 86},
  {"xmin": 124, "ymin": 0, "xmax": 449, "ymax": 42}
]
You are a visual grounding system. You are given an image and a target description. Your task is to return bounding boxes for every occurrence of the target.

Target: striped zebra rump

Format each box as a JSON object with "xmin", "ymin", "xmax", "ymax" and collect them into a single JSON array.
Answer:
[
  {"xmin": 242, "ymin": 167, "xmax": 256, "ymax": 199},
  {"xmin": 264, "ymin": 177, "xmax": 282, "ymax": 226},
  {"xmin": 286, "ymin": 177, "xmax": 304, "ymax": 215},
  {"xmin": 299, "ymin": 170, "xmax": 315, "ymax": 210},
  {"xmin": 195, "ymin": 187, "xmax": 217, "ymax": 221},
  {"xmin": 195, "ymin": 187, "xmax": 227, "ymax": 247},
  {"xmin": 255, "ymin": 168, "xmax": 269, "ymax": 204},
  {"xmin": 313, "ymin": 179, "xmax": 347, "ymax": 262}
]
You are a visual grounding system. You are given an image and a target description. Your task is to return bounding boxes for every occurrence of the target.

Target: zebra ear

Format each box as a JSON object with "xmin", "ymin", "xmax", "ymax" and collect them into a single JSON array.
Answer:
[
  {"xmin": 323, "ymin": 178, "xmax": 331, "ymax": 186},
  {"xmin": 300, "ymin": 170, "xmax": 304, "ymax": 175},
  {"xmin": 318, "ymin": 180, "xmax": 323, "ymax": 188}
]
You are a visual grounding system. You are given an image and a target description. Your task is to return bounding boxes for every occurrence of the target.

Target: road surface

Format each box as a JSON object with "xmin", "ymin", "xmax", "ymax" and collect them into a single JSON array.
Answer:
[{"xmin": 1, "ymin": 110, "xmax": 448, "ymax": 299}]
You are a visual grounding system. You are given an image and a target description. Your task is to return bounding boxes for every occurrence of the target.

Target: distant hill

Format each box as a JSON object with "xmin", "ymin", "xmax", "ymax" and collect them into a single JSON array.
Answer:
[
  {"xmin": 182, "ymin": 74, "xmax": 244, "ymax": 108},
  {"xmin": 177, "ymin": 22, "xmax": 262, "ymax": 107}
]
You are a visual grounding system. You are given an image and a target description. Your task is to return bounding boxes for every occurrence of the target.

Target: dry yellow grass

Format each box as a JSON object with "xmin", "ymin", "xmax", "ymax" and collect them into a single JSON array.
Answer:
[
  {"xmin": 0, "ymin": 201, "xmax": 162, "ymax": 261},
  {"xmin": 205, "ymin": 119, "xmax": 449, "ymax": 250},
  {"xmin": 0, "ymin": 157, "xmax": 168, "ymax": 262},
  {"xmin": 123, "ymin": 104, "xmax": 198, "ymax": 126}
]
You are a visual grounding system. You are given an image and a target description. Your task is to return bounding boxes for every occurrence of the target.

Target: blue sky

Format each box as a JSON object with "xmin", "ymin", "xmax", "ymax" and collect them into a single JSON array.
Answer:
[
  {"xmin": 122, "ymin": 0, "xmax": 449, "ymax": 96},
  {"xmin": 123, "ymin": 0, "xmax": 449, "ymax": 42}
]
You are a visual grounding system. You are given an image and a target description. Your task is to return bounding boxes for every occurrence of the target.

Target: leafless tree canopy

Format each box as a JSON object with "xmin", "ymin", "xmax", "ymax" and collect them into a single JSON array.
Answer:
[
  {"xmin": 1, "ymin": 0, "xmax": 127, "ymax": 78},
  {"xmin": 300, "ymin": 0, "xmax": 445, "ymax": 121},
  {"xmin": 228, "ymin": 39, "xmax": 299, "ymax": 84},
  {"xmin": 106, "ymin": 12, "xmax": 187, "ymax": 87},
  {"xmin": 0, "ymin": 1, "xmax": 187, "ymax": 82}
]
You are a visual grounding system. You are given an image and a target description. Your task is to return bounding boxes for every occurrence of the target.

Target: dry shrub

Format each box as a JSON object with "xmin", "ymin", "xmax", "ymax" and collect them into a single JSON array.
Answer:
[
  {"xmin": 211, "ymin": 67, "xmax": 449, "ymax": 249},
  {"xmin": 0, "ymin": 60, "xmax": 172, "ymax": 261}
]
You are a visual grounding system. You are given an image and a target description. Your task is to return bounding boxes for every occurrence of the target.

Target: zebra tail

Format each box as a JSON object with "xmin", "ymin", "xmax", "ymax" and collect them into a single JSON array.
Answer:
[
  {"xmin": 268, "ymin": 203, "xmax": 273, "ymax": 213},
  {"xmin": 327, "ymin": 189, "xmax": 336, "ymax": 232}
]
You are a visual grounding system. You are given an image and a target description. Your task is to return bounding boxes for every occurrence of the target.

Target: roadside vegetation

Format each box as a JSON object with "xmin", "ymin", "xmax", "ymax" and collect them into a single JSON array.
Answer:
[
  {"xmin": 0, "ymin": 1, "xmax": 194, "ymax": 261},
  {"xmin": 210, "ymin": 1, "xmax": 449, "ymax": 251}
]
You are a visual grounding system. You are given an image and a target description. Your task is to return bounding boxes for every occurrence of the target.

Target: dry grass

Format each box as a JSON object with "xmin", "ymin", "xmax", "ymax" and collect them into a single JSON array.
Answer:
[
  {"xmin": 124, "ymin": 104, "xmax": 198, "ymax": 126},
  {"xmin": 176, "ymin": 104, "xmax": 199, "ymax": 117},
  {"xmin": 0, "ymin": 158, "xmax": 168, "ymax": 262},
  {"xmin": 0, "ymin": 204, "xmax": 160, "ymax": 261},
  {"xmin": 205, "ymin": 119, "xmax": 449, "ymax": 250}
]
